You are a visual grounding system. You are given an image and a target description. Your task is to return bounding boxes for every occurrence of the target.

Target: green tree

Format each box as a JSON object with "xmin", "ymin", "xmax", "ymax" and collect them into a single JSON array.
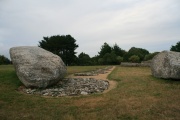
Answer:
[
  {"xmin": 0, "ymin": 55, "xmax": 11, "ymax": 65},
  {"xmin": 170, "ymin": 41, "xmax": 180, "ymax": 52},
  {"xmin": 97, "ymin": 43, "xmax": 126, "ymax": 65},
  {"xmin": 144, "ymin": 52, "xmax": 159, "ymax": 61},
  {"xmin": 38, "ymin": 35, "xmax": 78, "ymax": 66},
  {"xmin": 116, "ymin": 56, "xmax": 123, "ymax": 64},
  {"xmin": 90, "ymin": 55, "xmax": 99, "ymax": 65},
  {"xmin": 103, "ymin": 53, "xmax": 111, "ymax": 64},
  {"xmin": 112, "ymin": 43, "xmax": 126, "ymax": 57},
  {"xmin": 78, "ymin": 52, "xmax": 91, "ymax": 66},
  {"xmin": 101, "ymin": 51, "xmax": 118, "ymax": 65},
  {"xmin": 98, "ymin": 58, "xmax": 104, "ymax": 65},
  {"xmin": 98, "ymin": 42, "xmax": 112, "ymax": 57},
  {"xmin": 124, "ymin": 47, "xmax": 149, "ymax": 62},
  {"xmin": 110, "ymin": 51, "xmax": 118, "ymax": 64},
  {"xmin": 129, "ymin": 55, "xmax": 140, "ymax": 63}
]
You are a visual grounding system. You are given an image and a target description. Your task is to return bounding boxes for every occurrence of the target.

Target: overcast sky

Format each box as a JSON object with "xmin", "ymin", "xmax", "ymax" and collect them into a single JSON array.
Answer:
[{"xmin": 0, "ymin": 0, "xmax": 180, "ymax": 59}]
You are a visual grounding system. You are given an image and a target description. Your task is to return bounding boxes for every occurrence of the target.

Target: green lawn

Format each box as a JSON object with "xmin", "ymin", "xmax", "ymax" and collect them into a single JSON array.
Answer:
[{"xmin": 0, "ymin": 65, "xmax": 179, "ymax": 120}]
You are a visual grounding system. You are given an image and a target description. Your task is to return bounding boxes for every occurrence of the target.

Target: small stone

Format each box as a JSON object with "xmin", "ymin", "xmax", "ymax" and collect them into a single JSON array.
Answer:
[
  {"xmin": 81, "ymin": 91, "xmax": 88, "ymax": 95},
  {"xmin": 31, "ymin": 89, "xmax": 36, "ymax": 92},
  {"xmin": 43, "ymin": 93, "xmax": 49, "ymax": 96},
  {"xmin": 53, "ymin": 88, "xmax": 59, "ymax": 92},
  {"xmin": 21, "ymin": 70, "xmax": 110, "ymax": 96}
]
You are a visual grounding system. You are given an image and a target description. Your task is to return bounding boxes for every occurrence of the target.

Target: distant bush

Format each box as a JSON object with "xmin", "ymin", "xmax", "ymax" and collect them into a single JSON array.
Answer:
[
  {"xmin": 129, "ymin": 55, "xmax": 140, "ymax": 63},
  {"xmin": 0, "ymin": 55, "xmax": 11, "ymax": 65},
  {"xmin": 116, "ymin": 56, "xmax": 123, "ymax": 64},
  {"xmin": 123, "ymin": 47, "xmax": 149, "ymax": 62},
  {"xmin": 144, "ymin": 52, "xmax": 159, "ymax": 61},
  {"xmin": 170, "ymin": 41, "xmax": 180, "ymax": 52}
]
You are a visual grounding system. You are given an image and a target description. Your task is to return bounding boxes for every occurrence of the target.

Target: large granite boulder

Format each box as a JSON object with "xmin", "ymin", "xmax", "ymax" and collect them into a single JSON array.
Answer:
[
  {"xmin": 151, "ymin": 51, "xmax": 180, "ymax": 79},
  {"xmin": 10, "ymin": 46, "xmax": 67, "ymax": 88}
]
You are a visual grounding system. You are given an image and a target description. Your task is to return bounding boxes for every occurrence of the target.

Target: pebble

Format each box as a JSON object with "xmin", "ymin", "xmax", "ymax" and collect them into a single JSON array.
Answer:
[
  {"xmin": 22, "ymin": 78, "xmax": 109, "ymax": 97},
  {"xmin": 81, "ymin": 91, "xmax": 88, "ymax": 95}
]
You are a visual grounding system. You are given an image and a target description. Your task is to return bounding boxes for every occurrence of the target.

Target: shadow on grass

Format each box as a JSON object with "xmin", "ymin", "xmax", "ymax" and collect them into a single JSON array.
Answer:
[{"xmin": 150, "ymin": 75, "xmax": 180, "ymax": 84}]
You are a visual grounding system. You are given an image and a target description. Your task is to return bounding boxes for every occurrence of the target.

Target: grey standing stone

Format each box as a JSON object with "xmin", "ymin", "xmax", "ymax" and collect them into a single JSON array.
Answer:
[
  {"xmin": 151, "ymin": 51, "xmax": 180, "ymax": 79},
  {"xmin": 10, "ymin": 46, "xmax": 67, "ymax": 88}
]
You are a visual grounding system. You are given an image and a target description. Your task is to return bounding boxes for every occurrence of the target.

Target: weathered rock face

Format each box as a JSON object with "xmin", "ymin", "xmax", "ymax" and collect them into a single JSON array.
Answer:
[
  {"xmin": 10, "ymin": 46, "xmax": 67, "ymax": 88},
  {"xmin": 151, "ymin": 51, "xmax": 180, "ymax": 79}
]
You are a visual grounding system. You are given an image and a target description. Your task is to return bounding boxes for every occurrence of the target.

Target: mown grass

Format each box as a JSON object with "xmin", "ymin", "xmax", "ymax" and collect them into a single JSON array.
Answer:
[{"xmin": 0, "ymin": 65, "xmax": 180, "ymax": 120}]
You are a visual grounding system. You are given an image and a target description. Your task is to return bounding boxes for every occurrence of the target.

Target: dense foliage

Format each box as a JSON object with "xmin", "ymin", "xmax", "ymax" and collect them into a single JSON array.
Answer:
[
  {"xmin": 97, "ymin": 43, "xmax": 126, "ymax": 65},
  {"xmin": 170, "ymin": 41, "xmax": 180, "ymax": 52},
  {"xmin": 0, "ymin": 55, "xmax": 11, "ymax": 65},
  {"xmin": 123, "ymin": 47, "xmax": 149, "ymax": 62},
  {"xmin": 98, "ymin": 42, "xmax": 112, "ymax": 57},
  {"xmin": 38, "ymin": 38, "xmax": 159, "ymax": 65},
  {"xmin": 38, "ymin": 35, "xmax": 78, "ymax": 65},
  {"xmin": 77, "ymin": 52, "xmax": 91, "ymax": 66},
  {"xmin": 129, "ymin": 55, "xmax": 140, "ymax": 63},
  {"xmin": 144, "ymin": 52, "xmax": 159, "ymax": 61}
]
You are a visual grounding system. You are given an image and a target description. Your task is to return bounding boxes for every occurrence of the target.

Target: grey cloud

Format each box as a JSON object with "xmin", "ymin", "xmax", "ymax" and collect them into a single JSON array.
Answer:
[{"xmin": 0, "ymin": 0, "xmax": 180, "ymax": 58}]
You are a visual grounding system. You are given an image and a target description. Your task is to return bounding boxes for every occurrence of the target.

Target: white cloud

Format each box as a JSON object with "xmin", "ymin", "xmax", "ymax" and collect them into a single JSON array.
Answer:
[{"xmin": 0, "ymin": 0, "xmax": 180, "ymax": 58}]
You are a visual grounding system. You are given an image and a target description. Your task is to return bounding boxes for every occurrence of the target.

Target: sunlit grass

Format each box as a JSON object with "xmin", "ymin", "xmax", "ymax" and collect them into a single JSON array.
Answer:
[{"xmin": 0, "ymin": 65, "xmax": 180, "ymax": 120}]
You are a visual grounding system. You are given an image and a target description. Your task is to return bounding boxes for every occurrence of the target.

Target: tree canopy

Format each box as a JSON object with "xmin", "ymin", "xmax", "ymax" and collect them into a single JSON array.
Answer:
[
  {"xmin": 123, "ymin": 47, "xmax": 149, "ymax": 62},
  {"xmin": 37, "ymin": 35, "xmax": 175, "ymax": 65},
  {"xmin": 170, "ymin": 41, "xmax": 180, "ymax": 52},
  {"xmin": 97, "ymin": 43, "xmax": 126, "ymax": 65},
  {"xmin": 129, "ymin": 55, "xmax": 140, "ymax": 63},
  {"xmin": 144, "ymin": 52, "xmax": 159, "ymax": 61},
  {"xmin": 98, "ymin": 42, "xmax": 112, "ymax": 57},
  {"xmin": 112, "ymin": 43, "xmax": 126, "ymax": 57},
  {"xmin": 38, "ymin": 35, "xmax": 78, "ymax": 65},
  {"xmin": 0, "ymin": 55, "xmax": 11, "ymax": 65},
  {"xmin": 77, "ymin": 52, "xmax": 91, "ymax": 66}
]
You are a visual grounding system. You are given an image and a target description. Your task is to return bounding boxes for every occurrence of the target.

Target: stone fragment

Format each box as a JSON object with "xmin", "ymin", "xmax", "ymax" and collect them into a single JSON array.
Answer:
[
  {"xmin": 151, "ymin": 51, "xmax": 180, "ymax": 79},
  {"xmin": 81, "ymin": 91, "xmax": 88, "ymax": 95},
  {"xmin": 43, "ymin": 93, "xmax": 49, "ymax": 96},
  {"xmin": 10, "ymin": 46, "xmax": 67, "ymax": 88}
]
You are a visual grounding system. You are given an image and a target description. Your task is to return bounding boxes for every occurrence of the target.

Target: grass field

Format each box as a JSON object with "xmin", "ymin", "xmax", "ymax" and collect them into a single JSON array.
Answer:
[{"xmin": 0, "ymin": 65, "xmax": 180, "ymax": 120}]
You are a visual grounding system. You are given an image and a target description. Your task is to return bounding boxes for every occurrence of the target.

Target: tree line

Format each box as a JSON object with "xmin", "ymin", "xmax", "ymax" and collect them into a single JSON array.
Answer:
[
  {"xmin": 0, "ymin": 55, "xmax": 11, "ymax": 65},
  {"xmin": 0, "ymin": 35, "xmax": 180, "ymax": 65},
  {"xmin": 38, "ymin": 35, "xmax": 180, "ymax": 66}
]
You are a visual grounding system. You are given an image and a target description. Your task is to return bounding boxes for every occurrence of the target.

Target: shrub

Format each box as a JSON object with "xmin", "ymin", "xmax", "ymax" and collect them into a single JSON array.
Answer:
[
  {"xmin": 116, "ymin": 56, "xmax": 123, "ymax": 64},
  {"xmin": 129, "ymin": 55, "xmax": 140, "ymax": 63}
]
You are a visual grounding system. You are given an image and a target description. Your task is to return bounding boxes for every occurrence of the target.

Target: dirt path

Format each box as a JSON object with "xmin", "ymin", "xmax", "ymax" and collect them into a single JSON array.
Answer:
[{"xmin": 68, "ymin": 66, "xmax": 117, "ymax": 93}]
